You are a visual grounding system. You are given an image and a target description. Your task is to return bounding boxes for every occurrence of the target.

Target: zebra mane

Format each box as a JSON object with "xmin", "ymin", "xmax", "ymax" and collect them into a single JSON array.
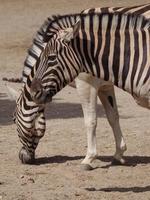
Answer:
[
  {"xmin": 23, "ymin": 18, "xmax": 51, "ymax": 83},
  {"xmin": 32, "ymin": 19, "xmax": 50, "ymax": 46},
  {"xmin": 43, "ymin": 9, "xmax": 150, "ymax": 42}
]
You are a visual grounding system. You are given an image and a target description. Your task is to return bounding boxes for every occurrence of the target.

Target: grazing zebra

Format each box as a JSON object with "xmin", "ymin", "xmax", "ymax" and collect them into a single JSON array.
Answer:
[{"xmin": 8, "ymin": 4, "xmax": 150, "ymax": 168}]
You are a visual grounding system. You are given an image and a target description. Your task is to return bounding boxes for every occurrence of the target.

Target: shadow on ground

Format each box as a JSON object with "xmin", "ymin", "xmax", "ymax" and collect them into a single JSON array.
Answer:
[
  {"xmin": 0, "ymin": 92, "xmax": 105, "ymax": 126},
  {"xmin": 0, "ymin": 93, "xmax": 15, "ymax": 126},
  {"xmin": 85, "ymin": 185, "xmax": 150, "ymax": 193},
  {"xmin": 34, "ymin": 155, "xmax": 150, "ymax": 166},
  {"xmin": 0, "ymin": 92, "xmax": 133, "ymax": 126},
  {"xmin": 0, "ymin": 94, "xmax": 104, "ymax": 125},
  {"xmin": 98, "ymin": 155, "xmax": 150, "ymax": 167},
  {"xmin": 45, "ymin": 101, "xmax": 105, "ymax": 119},
  {"xmin": 35, "ymin": 155, "xmax": 84, "ymax": 165}
]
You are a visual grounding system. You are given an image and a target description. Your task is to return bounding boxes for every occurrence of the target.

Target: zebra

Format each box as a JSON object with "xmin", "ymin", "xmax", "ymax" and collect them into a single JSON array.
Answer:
[{"xmin": 7, "ymin": 4, "xmax": 150, "ymax": 168}]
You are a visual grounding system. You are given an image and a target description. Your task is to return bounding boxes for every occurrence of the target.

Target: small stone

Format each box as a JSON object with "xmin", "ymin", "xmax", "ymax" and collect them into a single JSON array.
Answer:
[
  {"xmin": 21, "ymin": 182, "xmax": 27, "ymax": 186},
  {"xmin": 75, "ymin": 193, "xmax": 80, "ymax": 196},
  {"xmin": 20, "ymin": 175, "xmax": 24, "ymax": 179},
  {"xmin": 85, "ymin": 187, "xmax": 96, "ymax": 191},
  {"xmin": 28, "ymin": 178, "xmax": 35, "ymax": 183}
]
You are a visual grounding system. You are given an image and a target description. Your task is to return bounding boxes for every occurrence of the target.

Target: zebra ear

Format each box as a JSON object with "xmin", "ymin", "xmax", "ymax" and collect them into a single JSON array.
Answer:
[{"xmin": 59, "ymin": 20, "xmax": 81, "ymax": 42}]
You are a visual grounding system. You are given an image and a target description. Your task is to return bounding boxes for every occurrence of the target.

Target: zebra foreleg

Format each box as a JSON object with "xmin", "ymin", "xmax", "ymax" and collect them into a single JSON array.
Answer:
[
  {"xmin": 98, "ymin": 85, "xmax": 127, "ymax": 165},
  {"xmin": 75, "ymin": 77, "xmax": 98, "ymax": 169}
]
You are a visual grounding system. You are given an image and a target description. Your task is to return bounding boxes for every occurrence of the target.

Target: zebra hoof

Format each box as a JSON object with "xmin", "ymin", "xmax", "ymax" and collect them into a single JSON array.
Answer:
[
  {"xmin": 112, "ymin": 158, "xmax": 125, "ymax": 165},
  {"xmin": 81, "ymin": 164, "xmax": 93, "ymax": 171},
  {"xmin": 19, "ymin": 147, "xmax": 35, "ymax": 164}
]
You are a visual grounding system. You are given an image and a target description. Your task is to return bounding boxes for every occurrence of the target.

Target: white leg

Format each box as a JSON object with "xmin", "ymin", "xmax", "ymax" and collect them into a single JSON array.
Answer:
[
  {"xmin": 75, "ymin": 77, "xmax": 98, "ymax": 166},
  {"xmin": 98, "ymin": 85, "xmax": 127, "ymax": 164}
]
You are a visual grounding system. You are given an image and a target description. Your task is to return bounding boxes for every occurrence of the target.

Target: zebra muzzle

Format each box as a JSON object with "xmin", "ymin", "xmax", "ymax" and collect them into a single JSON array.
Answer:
[{"xmin": 19, "ymin": 147, "xmax": 35, "ymax": 164}]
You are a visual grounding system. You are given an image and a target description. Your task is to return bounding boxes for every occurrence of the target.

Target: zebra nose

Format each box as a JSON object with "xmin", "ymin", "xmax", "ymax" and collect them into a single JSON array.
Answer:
[{"xmin": 19, "ymin": 147, "xmax": 35, "ymax": 164}]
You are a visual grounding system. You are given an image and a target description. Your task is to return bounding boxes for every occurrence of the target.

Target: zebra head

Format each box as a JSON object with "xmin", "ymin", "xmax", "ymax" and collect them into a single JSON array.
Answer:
[{"xmin": 29, "ymin": 19, "xmax": 83, "ymax": 104}]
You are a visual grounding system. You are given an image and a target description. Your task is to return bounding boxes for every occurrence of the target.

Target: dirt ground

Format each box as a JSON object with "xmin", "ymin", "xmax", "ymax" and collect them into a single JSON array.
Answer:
[{"xmin": 0, "ymin": 0, "xmax": 150, "ymax": 200}]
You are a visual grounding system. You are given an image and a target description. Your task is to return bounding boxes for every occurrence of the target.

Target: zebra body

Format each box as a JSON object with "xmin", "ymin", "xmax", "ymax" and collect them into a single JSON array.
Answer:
[
  {"xmin": 24, "ymin": 4, "xmax": 150, "ymax": 107},
  {"xmin": 9, "ymin": 4, "xmax": 150, "ymax": 165},
  {"xmin": 43, "ymin": 9, "xmax": 150, "ymax": 107},
  {"xmin": 23, "ymin": 4, "xmax": 150, "ymax": 83}
]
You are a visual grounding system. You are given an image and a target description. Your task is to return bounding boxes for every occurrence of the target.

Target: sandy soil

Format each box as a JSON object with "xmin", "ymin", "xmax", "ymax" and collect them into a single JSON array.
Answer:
[{"xmin": 0, "ymin": 0, "xmax": 150, "ymax": 200}]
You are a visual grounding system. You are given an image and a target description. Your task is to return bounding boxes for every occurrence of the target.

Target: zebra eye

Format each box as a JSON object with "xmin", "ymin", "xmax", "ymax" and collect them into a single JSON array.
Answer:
[{"xmin": 48, "ymin": 54, "xmax": 56, "ymax": 61}]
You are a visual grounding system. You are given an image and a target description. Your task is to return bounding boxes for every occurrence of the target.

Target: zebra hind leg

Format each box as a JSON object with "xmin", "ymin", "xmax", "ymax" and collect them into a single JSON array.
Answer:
[{"xmin": 98, "ymin": 85, "xmax": 127, "ymax": 165}]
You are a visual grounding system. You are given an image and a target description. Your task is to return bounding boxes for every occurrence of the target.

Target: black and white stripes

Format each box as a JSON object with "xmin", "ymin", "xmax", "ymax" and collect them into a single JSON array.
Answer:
[{"xmin": 13, "ymin": 4, "xmax": 150, "ymax": 163}]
